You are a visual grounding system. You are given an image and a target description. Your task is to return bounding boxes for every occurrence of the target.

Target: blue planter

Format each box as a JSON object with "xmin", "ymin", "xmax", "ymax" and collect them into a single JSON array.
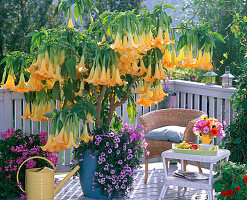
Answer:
[{"xmin": 79, "ymin": 149, "xmax": 108, "ymax": 199}]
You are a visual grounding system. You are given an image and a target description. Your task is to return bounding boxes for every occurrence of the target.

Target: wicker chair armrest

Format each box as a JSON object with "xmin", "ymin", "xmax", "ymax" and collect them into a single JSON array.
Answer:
[{"xmin": 183, "ymin": 115, "xmax": 204, "ymax": 143}]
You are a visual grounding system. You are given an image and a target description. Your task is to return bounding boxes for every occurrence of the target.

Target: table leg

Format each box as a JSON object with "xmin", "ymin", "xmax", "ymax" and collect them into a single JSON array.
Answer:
[
  {"xmin": 181, "ymin": 159, "xmax": 184, "ymax": 171},
  {"xmin": 159, "ymin": 185, "xmax": 168, "ymax": 200},
  {"xmin": 162, "ymin": 157, "xmax": 168, "ymax": 178},
  {"xmin": 208, "ymin": 163, "xmax": 214, "ymax": 185},
  {"xmin": 206, "ymin": 190, "xmax": 213, "ymax": 200}
]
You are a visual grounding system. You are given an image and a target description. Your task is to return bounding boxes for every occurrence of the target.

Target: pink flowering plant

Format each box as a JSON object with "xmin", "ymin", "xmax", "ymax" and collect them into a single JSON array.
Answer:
[
  {"xmin": 193, "ymin": 115, "xmax": 226, "ymax": 141},
  {"xmin": 0, "ymin": 129, "xmax": 58, "ymax": 199},
  {"xmin": 72, "ymin": 116, "xmax": 148, "ymax": 198}
]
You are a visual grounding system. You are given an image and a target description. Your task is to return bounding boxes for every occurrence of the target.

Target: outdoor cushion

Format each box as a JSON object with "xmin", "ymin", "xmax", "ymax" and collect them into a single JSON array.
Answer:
[{"xmin": 145, "ymin": 126, "xmax": 186, "ymax": 143}]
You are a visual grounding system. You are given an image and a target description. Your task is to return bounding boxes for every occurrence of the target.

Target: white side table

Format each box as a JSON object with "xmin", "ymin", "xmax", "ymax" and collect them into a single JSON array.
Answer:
[{"xmin": 159, "ymin": 149, "xmax": 230, "ymax": 200}]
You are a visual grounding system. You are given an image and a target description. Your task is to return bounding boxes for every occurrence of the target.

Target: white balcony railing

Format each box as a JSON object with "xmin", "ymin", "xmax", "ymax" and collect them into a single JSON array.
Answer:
[{"xmin": 0, "ymin": 80, "xmax": 236, "ymax": 170}]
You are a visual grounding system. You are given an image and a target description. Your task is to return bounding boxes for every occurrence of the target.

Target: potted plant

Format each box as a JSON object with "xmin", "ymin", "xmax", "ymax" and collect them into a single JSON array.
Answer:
[
  {"xmin": 0, "ymin": 129, "xmax": 58, "ymax": 199},
  {"xmin": 214, "ymin": 161, "xmax": 247, "ymax": 199},
  {"xmin": 72, "ymin": 116, "xmax": 147, "ymax": 199}
]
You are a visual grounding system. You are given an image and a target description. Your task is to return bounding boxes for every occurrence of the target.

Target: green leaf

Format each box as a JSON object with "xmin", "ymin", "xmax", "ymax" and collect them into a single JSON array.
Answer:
[
  {"xmin": 26, "ymin": 30, "xmax": 38, "ymax": 37},
  {"xmin": 163, "ymin": 4, "xmax": 175, "ymax": 10},
  {"xmin": 177, "ymin": 34, "xmax": 187, "ymax": 51},
  {"xmin": 233, "ymin": 138, "xmax": 241, "ymax": 144},
  {"xmin": 127, "ymin": 103, "xmax": 137, "ymax": 123},
  {"xmin": 0, "ymin": 57, "xmax": 8, "ymax": 65},
  {"xmin": 86, "ymin": 101, "xmax": 98, "ymax": 118},
  {"xmin": 52, "ymin": 81, "xmax": 60, "ymax": 100},
  {"xmin": 65, "ymin": 56, "xmax": 76, "ymax": 80},
  {"xmin": 77, "ymin": 111, "xmax": 87, "ymax": 120},
  {"xmin": 12, "ymin": 58, "xmax": 19, "ymax": 73},
  {"xmin": 214, "ymin": 181, "xmax": 223, "ymax": 192},
  {"xmin": 212, "ymin": 32, "xmax": 226, "ymax": 43},
  {"xmin": 243, "ymin": 16, "xmax": 247, "ymax": 22},
  {"xmin": 74, "ymin": 5, "xmax": 80, "ymax": 21},
  {"xmin": 43, "ymin": 112, "xmax": 54, "ymax": 119}
]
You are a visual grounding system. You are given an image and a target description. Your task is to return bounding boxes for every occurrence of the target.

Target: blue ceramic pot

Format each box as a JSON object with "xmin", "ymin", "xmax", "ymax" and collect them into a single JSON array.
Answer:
[{"xmin": 79, "ymin": 149, "xmax": 108, "ymax": 199}]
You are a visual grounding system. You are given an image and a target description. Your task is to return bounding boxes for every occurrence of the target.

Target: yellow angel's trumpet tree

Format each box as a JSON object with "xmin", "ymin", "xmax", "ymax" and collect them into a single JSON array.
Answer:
[{"xmin": 0, "ymin": 4, "xmax": 225, "ymax": 155}]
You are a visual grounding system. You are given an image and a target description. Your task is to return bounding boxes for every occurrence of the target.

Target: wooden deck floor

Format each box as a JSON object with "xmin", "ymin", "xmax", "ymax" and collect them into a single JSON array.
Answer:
[{"xmin": 54, "ymin": 162, "xmax": 212, "ymax": 200}]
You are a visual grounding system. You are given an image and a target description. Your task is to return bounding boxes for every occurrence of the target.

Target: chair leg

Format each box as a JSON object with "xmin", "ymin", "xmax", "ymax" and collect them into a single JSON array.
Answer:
[
  {"xmin": 165, "ymin": 158, "xmax": 169, "ymax": 172},
  {"xmin": 144, "ymin": 156, "xmax": 148, "ymax": 184},
  {"xmin": 196, "ymin": 161, "xmax": 203, "ymax": 173},
  {"xmin": 183, "ymin": 160, "xmax": 188, "ymax": 171}
]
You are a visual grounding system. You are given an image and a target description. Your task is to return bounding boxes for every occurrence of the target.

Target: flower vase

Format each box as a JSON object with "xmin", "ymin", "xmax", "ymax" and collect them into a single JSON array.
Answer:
[
  {"xmin": 201, "ymin": 134, "xmax": 213, "ymax": 144},
  {"xmin": 79, "ymin": 149, "xmax": 121, "ymax": 199},
  {"xmin": 79, "ymin": 149, "xmax": 108, "ymax": 199}
]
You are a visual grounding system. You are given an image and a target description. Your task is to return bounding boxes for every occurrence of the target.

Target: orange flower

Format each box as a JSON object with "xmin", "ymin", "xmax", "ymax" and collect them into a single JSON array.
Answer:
[
  {"xmin": 21, "ymin": 103, "xmax": 31, "ymax": 119},
  {"xmin": 211, "ymin": 128, "xmax": 218, "ymax": 136}
]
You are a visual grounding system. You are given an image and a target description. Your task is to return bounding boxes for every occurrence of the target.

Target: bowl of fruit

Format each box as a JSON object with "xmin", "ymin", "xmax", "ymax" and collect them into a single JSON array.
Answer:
[{"xmin": 172, "ymin": 141, "xmax": 218, "ymax": 155}]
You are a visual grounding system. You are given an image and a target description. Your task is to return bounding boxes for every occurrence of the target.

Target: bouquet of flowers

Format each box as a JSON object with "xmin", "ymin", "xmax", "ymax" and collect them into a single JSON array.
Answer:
[{"xmin": 193, "ymin": 115, "xmax": 226, "ymax": 142}]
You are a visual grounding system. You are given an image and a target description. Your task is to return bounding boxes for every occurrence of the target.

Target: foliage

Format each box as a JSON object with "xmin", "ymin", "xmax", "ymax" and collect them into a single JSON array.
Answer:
[
  {"xmin": 0, "ymin": 129, "xmax": 58, "ymax": 199},
  {"xmin": 224, "ymin": 69, "xmax": 247, "ymax": 163},
  {"xmin": 95, "ymin": 0, "xmax": 143, "ymax": 13},
  {"xmin": 214, "ymin": 161, "xmax": 247, "ymax": 199},
  {"xmin": 0, "ymin": 0, "xmax": 64, "ymax": 78},
  {"xmin": 72, "ymin": 121, "xmax": 147, "ymax": 198}
]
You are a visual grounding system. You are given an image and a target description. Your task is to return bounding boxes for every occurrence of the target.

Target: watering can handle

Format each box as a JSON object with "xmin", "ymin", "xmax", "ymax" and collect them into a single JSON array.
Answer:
[{"xmin": 16, "ymin": 156, "xmax": 56, "ymax": 193}]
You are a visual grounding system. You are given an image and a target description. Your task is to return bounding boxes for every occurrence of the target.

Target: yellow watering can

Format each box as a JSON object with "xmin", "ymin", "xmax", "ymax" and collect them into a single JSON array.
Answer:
[{"xmin": 16, "ymin": 156, "xmax": 80, "ymax": 200}]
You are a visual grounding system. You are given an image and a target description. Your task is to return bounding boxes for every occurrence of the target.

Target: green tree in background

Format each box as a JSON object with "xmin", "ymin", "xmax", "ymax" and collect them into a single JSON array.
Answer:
[
  {"xmin": 188, "ymin": 0, "xmax": 247, "ymax": 84},
  {"xmin": 95, "ymin": 0, "xmax": 144, "ymax": 12},
  {"xmin": 0, "ymin": 0, "xmax": 65, "ymax": 77}
]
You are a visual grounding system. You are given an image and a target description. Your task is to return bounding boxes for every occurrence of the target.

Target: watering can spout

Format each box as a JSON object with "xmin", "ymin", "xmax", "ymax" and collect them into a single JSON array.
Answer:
[{"xmin": 54, "ymin": 165, "xmax": 80, "ymax": 195}]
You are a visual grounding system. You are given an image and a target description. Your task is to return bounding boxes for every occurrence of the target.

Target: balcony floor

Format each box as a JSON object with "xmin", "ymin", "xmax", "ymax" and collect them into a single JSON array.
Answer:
[{"xmin": 54, "ymin": 162, "xmax": 212, "ymax": 200}]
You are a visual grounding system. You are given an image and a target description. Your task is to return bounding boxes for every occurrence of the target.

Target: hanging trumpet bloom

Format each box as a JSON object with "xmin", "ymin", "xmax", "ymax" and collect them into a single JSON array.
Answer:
[
  {"xmin": 2, "ymin": 71, "xmax": 16, "ymax": 91},
  {"xmin": 134, "ymin": 80, "xmax": 143, "ymax": 93},
  {"xmin": 135, "ymin": 81, "xmax": 167, "ymax": 107},
  {"xmin": 78, "ymin": 120, "xmax": 94, "ymax": 143},
  {"xmin": 29, "ymin": 101, "xmax": 53, "ymax": 121},
  {"xmin": 14, "ymin": 73, "xmax": 29, "ymax": 93},
  {"xmin": 181, "ymin": 46, "xmax": 197, "ymax": 69},
  {"xmin": 21, "ymin": 103, "xmax": 31, "ymax": 119},
  {"xmin": 152, "ymin": 28, "xmax": 175, "ymax": 51}
]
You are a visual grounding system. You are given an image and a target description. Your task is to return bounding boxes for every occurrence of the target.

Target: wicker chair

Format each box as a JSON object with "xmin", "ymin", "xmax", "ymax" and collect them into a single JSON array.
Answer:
[{"xmin": 139, "ymin": 108, "xmax": 205, "ymax": 183}]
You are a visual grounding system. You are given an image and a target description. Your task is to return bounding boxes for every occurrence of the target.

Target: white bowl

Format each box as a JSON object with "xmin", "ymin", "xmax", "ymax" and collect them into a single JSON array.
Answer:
[{"xmin": 199, "ymin": 144, "xmax": 214, "ymax": 150}]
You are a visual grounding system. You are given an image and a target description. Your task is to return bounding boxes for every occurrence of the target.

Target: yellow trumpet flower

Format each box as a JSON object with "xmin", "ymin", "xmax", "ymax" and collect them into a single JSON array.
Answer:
[
  {"xmin": 153, "ymin": 63, "xmax": 161, "ymax": 80},
  {"xmin": 86, "ymin": 113, "xmax": 94, "ymax": 123},
  {"xmin": 41, "ymin": 136, "xmax": 56, "ymax": 152},
  {"xmin": 21, "ymin": 103, "xmax": 31, "ymax": 119},
  {"xmin": 75, "ymin": 81, "xmax": 84, "ymax": 96},
  {"xmin": 2, "ymin": 73, "xmax": 16, "ymax": 91},
  {"xmin": 78, "ymin": 122, "xmax": 94, "ymax": 143},
  {"xmin": 91, "ymin": 65, "xmax": 101, "ymax": 85},
  {"xmin": 84, "ymin": 67, "xmax": 95, "ymax": 83},
  {"xmin": 144, "ymin": 64, "xmax": 152, "ymax": 82},
  {"xmin": 134, "ymin": 80, "xmax": 143, "ymax": 93},
  {"xmin": 14, "ymin": 73, "xmax": 29, "ymax": 93},
  {"xmin": 66, "ymin": 131, "xmax": 79, "ymax": 148},
  {"xmin": 68, "ymin": 18, "xmax": 74, "ymax": 28},
  {"xmin": 99, "ymin": 65, "xmax": 107, "ymax": 85},
  {"xmin": 110, "ymin": 32, "xmax": 122, "ymax": 50},
  {"xmin": 163, "ymin": 29, "xmax": 175, "ymax": 45}
]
